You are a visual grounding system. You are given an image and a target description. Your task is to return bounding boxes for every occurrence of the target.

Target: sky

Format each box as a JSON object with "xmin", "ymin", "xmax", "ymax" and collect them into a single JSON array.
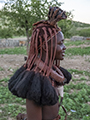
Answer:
[
  {"xmin": 60, "ymin": 0, "xmax": 90, "ymax": 24},
  {"xmin": 0, "ymin": 0, "xmax": 90, "ymax": 24}
]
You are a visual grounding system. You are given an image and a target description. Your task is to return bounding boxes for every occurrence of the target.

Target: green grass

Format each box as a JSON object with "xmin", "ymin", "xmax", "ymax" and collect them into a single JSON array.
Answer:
[
  {"xmin": 59, "ymin": 69, "xmax": 90, "ymax": 120},
  {"xmin": 65, "ymin": 46, "xmax": 90, "ymax": 56},
  {"xmin": 0, "ymin": 104, "xmax": 25, "ymax": 119},
  {"xmin": 0, "ymin": 46, "xmax": 26, "ymax": 55},
  {"xmin": 64, "ymin": 40, "xmax": 90, "ymax": 56},
  {"xmin": 12, "ymin": 36, "xmax": 26, "ymax": 38},
  {"xmin": 68, "ymin": 69, "xmax": 90, "ymax": 77},
  {"xmin": 0, "ymin": 77, "xmax": 26, "ymax": 119},
  {"xmin": 62, "ymin": 85, "xmax": 90, "ymax": 120},
  {"xmin": 65, "ymin": 40, "xmax": 90, "ymax": 47},
  {"xmin": 0, "ymin": 67, "xmax": 4, "ymax": 71},
  {"xmin": 0, "ymin": 69, "xmax": 90, "ymax": 120}
]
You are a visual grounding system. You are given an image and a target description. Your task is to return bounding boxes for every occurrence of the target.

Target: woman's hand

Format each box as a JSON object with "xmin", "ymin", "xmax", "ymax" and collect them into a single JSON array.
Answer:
[{"xmin": 16, "ymin": 113, "xmax": 27, "ymax": 120}]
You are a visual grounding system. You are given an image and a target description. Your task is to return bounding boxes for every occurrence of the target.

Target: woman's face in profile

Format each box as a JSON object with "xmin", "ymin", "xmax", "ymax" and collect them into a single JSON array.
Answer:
[{"xmin": 55, "ymin": 31, "xmax": 66, "ymax": 60}]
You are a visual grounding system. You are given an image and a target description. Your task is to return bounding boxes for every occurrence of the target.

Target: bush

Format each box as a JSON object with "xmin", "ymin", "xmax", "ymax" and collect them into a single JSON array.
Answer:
[
  {"xmin": 0, "ymin": 28, "xmax": 13, "ymax": 39},
  {"xmin": 77, "ymin": 28, "xmax": 90, "ymax": 37}
]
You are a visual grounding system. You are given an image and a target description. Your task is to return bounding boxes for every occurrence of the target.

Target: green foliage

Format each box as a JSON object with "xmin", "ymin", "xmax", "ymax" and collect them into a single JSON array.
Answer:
[
  {"xmin": 58, "ymin": 11, "xmax": 73, "ymax": 38},
  {"xmin": 0, "ymin": 104, "xmax": 25, "ymax": 118},
  {"xmin": 77, "ymin": 28, "xmax": 90, "ymax": 37},
  {"xmin": 65, "ymin": 39, "xmax": 90, "ymax": 46},
  {"xmin": 61, "ymin": 81, "xmax": 90, "ymax": 119},
  {"xmin": 0, "ymin": 46, "xmax": 26, "ymax": 55},
  {"xmin": 0, "ymin": 66, "xmax": 90, "ymax": 120},
  {"xmin": 66, "ymin": 46, "xmax": 90, "ymax": 56},
  {"xmin": 68, "ymin": 69, "xmax": 90, "ymax": 78},
  {"xmin": 69, "ymin": 21, "xmax": 90, "ymax": 37},
  {"xmin": 58, "ymin": 19, "xmax": 72, "ymax": 38},
  {"xmin": 0, "ymin": 0, "xmax": 73, "ymax": 39},
  {"xmin": 0, "ymin": 79, "xmax": 26, "ymax": 105},
  {"xmin": 0, "ymin": 67, "xmax": 4, "ymax": 71},
  {"xmin": 0, "ymin": 77, "xmax": 9, "ymax": 82},
  {"xmin": 0, "ymin": 0, "xmax": 61, "ymax": 36},
  {"xmin": 72, "ymin": 21, "xmax": 90, "ymax": 28},
  {"xmin": 82, "ymin": 116, "xmax": 90, "ymax": 120},
  {"xmin": 0, "ymin": 28, "xmax": 13, "ymax": 39}
]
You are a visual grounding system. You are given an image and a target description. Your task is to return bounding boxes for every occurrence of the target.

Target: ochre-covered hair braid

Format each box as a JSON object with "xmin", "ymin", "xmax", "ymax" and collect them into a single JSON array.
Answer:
[
  {"xmin": 25, "ymin": 22, "xmax": 59, "ymax": 77},
  {"xmin": 25, "ymin": 6, "xmax": 67, "ymax": 79}
]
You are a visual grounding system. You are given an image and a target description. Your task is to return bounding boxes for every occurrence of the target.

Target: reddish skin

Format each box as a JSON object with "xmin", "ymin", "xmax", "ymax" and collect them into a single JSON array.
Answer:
[
  {"xmin": 26, "ymin": 100, "xmax": 42, "ymax": 120},
  {"xmin": 16, "ymin": 32, "xmax": 66, "ymax": 120},
  {"xmin": 26, "ymin": 88, "xmax": 59, "ymax": 120},
  {"xmin": 55, "ymin": 31, "xmax": 66, "ymax": 60}
]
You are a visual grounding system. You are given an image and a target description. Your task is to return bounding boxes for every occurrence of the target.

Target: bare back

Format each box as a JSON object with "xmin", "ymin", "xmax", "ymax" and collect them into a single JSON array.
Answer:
[{"xmin": 26, "ymin": 87, "xmax": 60, "ymax": 120}]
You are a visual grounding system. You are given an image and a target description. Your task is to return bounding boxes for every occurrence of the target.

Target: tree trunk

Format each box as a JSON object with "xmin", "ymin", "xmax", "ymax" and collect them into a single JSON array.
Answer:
[
  {"xmin": 25, "ymin": 20, "xmax": 30, "ymax": 55},
  {"xmin": 26, "ymin": 29, "xmax": 30, "ymax": 55}
]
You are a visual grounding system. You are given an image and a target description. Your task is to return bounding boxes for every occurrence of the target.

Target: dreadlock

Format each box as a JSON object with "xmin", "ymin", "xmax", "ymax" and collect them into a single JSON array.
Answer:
[
  {"xmin": 25, "ymin": 6, "xmax": 67, "ymax": 74},
  {"xmin": 25, "ymin": 22, "xmax": 59, "ymax": 77}
]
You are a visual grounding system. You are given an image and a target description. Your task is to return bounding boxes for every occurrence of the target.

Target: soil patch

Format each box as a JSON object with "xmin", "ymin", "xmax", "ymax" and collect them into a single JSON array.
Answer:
[
  {"xmin": 61, "ymin": 55, "xmax": 90, "ymax": 72},
  {"xmin": 0, "ymin": 54, "xmax": 90, "ymax": 79},
  {"xmin": 0, "ymin": 54, "xmax": 26, "ymax": 79}
]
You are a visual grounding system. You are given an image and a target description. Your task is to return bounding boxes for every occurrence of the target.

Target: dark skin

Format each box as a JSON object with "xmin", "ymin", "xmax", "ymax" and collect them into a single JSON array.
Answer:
[
  {"xmin": 16, "ymin": 32, "xmax": 66, "ymax": 120},
  {"xmin": 55, "ymin": 31, "xmax": 66, "ymax": 60},
  {"xmin": 42, "ymin": 31, "xmax": 66, "ymax": 62}
]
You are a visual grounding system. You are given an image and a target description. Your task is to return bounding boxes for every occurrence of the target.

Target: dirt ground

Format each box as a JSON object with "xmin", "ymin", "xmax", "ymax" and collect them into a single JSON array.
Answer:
[{"xmin": 0, "ymin": 54, "xmax": 90, "ymax": 80}]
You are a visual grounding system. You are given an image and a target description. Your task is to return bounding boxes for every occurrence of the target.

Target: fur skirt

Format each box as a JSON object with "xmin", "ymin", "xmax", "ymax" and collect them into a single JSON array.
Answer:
[{"xmin": 8, "ymin": 65, "xmax": 58, "ymax": 106}]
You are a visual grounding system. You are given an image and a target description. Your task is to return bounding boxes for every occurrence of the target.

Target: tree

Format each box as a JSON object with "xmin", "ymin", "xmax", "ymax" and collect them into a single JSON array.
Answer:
[
  {"xmin": 0, "ymin": 0, "xmax": 72, "ymax": 52},
  {"xmin": 77, "ymin": 28, "xmax": 90, "ymax": 37},
  {"xmin": 1, "ymin": 0, "xmax": 62, "ymax": 53},
  {"xmin": 0, "ymin": 28, "xmax": 13, "ymax": 39}
]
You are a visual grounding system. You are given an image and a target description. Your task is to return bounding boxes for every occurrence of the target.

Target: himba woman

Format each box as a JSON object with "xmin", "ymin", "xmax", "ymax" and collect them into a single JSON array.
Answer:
[{"xmin": 8, "ymin": 6, "xmax": 72, "ymax": 120}]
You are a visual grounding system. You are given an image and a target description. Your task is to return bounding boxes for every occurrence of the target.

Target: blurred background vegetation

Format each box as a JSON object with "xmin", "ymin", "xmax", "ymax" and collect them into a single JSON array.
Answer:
[
  {"xmin": 0, "ymin": 0, "xmax": 90, "ymax": 39},
  {"xmin": 0, "ymin": 0, "xmax": 73, "ymax": 52}
]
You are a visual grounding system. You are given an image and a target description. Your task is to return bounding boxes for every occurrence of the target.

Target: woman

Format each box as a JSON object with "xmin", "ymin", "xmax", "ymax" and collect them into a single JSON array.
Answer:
[{"xmin": 8, "ymin": 6, "xmax": 72, "ymax": 120}]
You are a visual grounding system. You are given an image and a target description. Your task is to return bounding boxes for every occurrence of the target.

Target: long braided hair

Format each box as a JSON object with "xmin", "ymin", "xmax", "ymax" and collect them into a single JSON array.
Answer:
[
  {"xmin": 25, "ymin": 22, "xmax": 58, "ymax": 76},
  {"xmin": 25, "ymin": 6, "xmax": 67, "ymax": 77}
]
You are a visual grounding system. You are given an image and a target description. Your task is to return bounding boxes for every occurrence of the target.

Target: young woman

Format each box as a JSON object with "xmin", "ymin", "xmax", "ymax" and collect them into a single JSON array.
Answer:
[{"xmin": 8, "ymin": 6, "xmax": 72, "ymax": 120}]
